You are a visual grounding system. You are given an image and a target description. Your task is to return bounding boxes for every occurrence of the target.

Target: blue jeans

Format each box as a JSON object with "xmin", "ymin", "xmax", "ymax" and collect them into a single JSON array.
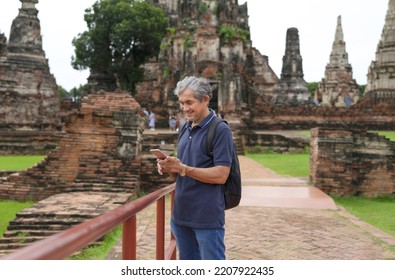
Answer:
[{"xmin": 171, "ymin": 219, "xmax": 225, "ymax": 260}]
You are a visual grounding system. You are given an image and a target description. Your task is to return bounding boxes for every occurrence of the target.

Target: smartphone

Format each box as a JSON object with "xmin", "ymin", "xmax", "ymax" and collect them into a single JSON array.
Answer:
[{"xmin": 150, "ymin": 149, "xmax": 168, "ymax": 159}]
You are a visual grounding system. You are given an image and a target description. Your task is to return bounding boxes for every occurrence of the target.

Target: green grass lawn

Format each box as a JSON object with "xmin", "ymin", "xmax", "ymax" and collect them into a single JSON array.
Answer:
[
  {"xmin": 373, "ymin": 131, "xmax": 395, "ymax": 141},
  {"xmin": 0, "ymin": 155, "xmax": 45, "ymax": 171},
  {"xmin": 0, "ymin": 156, "xmax": 43, "ymax": 237},
  {"xmin": 0, "ymin": 200, "xmax": 34, "ymax": 238},
  {"xmin": 246, "ymin": 152, "xmax": 309, "ymax": 177},
  {"xmin": 333, "ymin": 196, "xmax": 395, "ymax": 238},
  {"xmin": 296, "ymin": 130, "xmax": 311, "ymax": 138}
]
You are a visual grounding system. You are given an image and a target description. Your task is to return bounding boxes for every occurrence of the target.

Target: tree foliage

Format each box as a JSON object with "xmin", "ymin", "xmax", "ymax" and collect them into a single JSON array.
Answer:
[
  {"xmin": 58, "ymin": 85, "xmax": 86, "ymax": 101},
  {"xmin": 358, "ymin": 84, "xmax": 366, "ymax": 97},
  {"xmin": 71, "ymin": 0, "xmax": 168, "ymax": 92},
  {"xmin": 306, "ymin": 82, "xmax": 318, "ymax": 95},
  {"xmin": 57, "ymin": 86, "xmax": 68, "ymax": 100}
]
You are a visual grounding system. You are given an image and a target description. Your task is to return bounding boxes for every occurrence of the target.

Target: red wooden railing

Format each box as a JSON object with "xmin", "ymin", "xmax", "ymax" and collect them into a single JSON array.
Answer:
[{"xmin": 0, "ymin": 184, "xmax": 176, "ymax": 260}]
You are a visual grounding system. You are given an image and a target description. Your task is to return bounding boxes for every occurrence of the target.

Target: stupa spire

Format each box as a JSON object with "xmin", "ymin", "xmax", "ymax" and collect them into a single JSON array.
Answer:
[
  {"xmin": 366, "ymin": 0, "xmax": 395, "ymax": 92},
  {"xmin": 329, "ymin": 15, "xmax": 350, "ymax": 68},
  {"xmin": 8, "ymin": 0, "xmax": 43, "ymax": 55},
  {"xmin": 273, "ymin": 27, "xmax": 310, "ymax": 104},
  {"xmin": 314, "ymin": 15, "xmax": 359, "ymax": 108}
]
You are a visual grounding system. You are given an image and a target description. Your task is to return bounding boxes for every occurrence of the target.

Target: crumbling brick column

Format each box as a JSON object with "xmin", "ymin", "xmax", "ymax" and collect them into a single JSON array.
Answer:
[{"xmin": 310, "ymin": 127, "xmax": 395, "ymax": 197}]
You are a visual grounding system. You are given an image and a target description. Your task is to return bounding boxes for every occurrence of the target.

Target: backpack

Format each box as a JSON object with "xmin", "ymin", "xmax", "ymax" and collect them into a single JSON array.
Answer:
[{"xmin": 206, "ymin": 116, "xmax": 242, "ymax": 210}]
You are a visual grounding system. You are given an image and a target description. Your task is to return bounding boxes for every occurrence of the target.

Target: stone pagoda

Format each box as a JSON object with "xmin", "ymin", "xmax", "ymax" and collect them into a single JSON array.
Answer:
[
  {"xmin": 0, "ymin": 0, "xmax": 61, "ymax": 154},
  {"xmin": 136, "ymin": 0, "xmax": 279, "ymax": 127},
  {"xmin": 314, "ymin": 16, "xmax": 359, "ymax": 108},
  {"xmin": 273, "ymin": 28, "xmax": 310, "ymax": 105},
  {"xmin": 365, "ymin": 0, "xmax": 395, "ymax": 103}
]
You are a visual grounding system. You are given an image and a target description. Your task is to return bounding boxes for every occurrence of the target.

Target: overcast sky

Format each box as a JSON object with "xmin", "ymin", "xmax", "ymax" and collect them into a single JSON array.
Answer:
[{"xmin": 0, "ymin": 0, "xmax": 390, "ymax": 91}]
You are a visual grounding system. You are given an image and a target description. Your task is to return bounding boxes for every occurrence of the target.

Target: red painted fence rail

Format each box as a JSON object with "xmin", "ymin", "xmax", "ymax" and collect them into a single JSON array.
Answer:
[{"xmin": 0, "ymin": 184, "xmax": 176, "ymax": 260}]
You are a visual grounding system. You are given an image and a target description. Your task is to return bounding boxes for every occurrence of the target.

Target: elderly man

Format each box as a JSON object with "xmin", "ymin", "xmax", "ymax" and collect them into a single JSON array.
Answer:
[{"xmin": 157, "ymin": 76, "xmax": 234, "ymax": 260}]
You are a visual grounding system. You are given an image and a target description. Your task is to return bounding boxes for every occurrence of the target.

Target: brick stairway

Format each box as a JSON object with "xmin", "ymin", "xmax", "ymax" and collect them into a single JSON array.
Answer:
[{"xmin": 0, "ymin": 191, "xmax": 131, "ymax": 256}]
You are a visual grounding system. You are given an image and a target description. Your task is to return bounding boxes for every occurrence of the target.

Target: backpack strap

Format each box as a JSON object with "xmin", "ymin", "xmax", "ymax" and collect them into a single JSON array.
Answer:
[
  {"xmin": 206, "ymin": 116, "xmax": 227, "ymax": 156},
  {"xmin": 178, "ymin": 121, "xmax": 189, "ymax": 141}
]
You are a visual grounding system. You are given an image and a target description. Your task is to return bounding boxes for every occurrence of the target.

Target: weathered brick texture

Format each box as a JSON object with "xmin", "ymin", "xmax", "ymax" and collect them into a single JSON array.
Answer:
[
  {"xmin": 310, "ymin": 128, "xmax": 395, "ymax": 197},
  {"xmin": 0, "ymin": 91, "xmax": 145, "ymax": 201}
]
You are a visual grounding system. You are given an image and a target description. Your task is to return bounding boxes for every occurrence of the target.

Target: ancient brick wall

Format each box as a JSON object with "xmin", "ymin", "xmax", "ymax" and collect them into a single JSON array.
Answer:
[
  {"xmin": 242, "ymin": 131, "xmax": 308, "ymax": 153},
  {"xmin": 247, "ymin": 100, "xmax": 395, "ymax": 131},
  {"xmin": 310, "ymin": 128, "xmax": 395, "ymax": 197},
  {"xmin": 0, "ymin": 91, "xmax": 145, "ymax": 201},
  {"xmin": 0, "ymin": 131, "xmax": 61, "ymax": 155}
]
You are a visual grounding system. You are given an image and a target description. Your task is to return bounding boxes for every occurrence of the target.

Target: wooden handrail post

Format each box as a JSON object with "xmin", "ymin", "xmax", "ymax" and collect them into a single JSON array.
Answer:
[
  {"xmin": 122, "ymin": 216, "xmax": 137, "ymax": 260},
  {"xmin": 170, "ymin": 191, "xmax": 177, "ymax": 260},
  {"xmin": 156, "ymin": 196, "xmax": 165, "ymax": 260}
]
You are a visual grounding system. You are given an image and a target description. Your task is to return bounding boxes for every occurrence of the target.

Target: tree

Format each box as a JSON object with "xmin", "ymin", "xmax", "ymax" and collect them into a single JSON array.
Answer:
[
  {"xmin": 57, "ymin": 86, "xmax": 68, "ymax": 100},
  {"xmin": 358, "ymin": 84, "xmax": 366, "ymax": 97},
  {"xmin": 306, "ymin": 82, "xmax": 318, "ymax": 95},
  {"xmin": 69, "ymin": 85, "xmax": 87, "ymax": 101},
  {"xmin": 71, "ymin": 0, "xmax": 168, "ymax": 93},
  {"xmin": 57, "ymin": 85, "xmax": 86, "ymax": 101}
]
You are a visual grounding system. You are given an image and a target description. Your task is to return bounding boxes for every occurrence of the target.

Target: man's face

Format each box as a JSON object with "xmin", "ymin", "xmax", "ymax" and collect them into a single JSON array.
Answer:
[{"xmin": 179, "ymin": 89, "xmax": 209, "ymax": 124}]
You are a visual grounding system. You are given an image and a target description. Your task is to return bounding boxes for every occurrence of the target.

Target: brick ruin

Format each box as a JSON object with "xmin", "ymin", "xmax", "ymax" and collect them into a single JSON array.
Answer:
[
  {"xmin": 0, "ymin": 88, "xmax": 175, "ymax": 254},
  {"xmin": 0, "ymin": 0, "xmax": 393, "ymax": 202},
  {"xmin": 135, "ymin": 0, "xmax": 395, "ymax": 132},
  {"xmin": 0, "ymin": 0, "xmax": 61, "ymax": 155},
  {"xmin": 245, "ymin": 0, "xmax": 394, "ymax": 131},
  {"xmin": 138, "ymin": 0, "xmax": 279, "ymax": 128},
  {"xmin": 0, "ymin": 91, "xmax": 145, "ymax": 201},
  {"xmin": 1, "ymin": 0, "xmax": 394, "ymax": 137},
  {"xmin": 310, "ymin": 128, "xmax": 395, "ymax": 197}
]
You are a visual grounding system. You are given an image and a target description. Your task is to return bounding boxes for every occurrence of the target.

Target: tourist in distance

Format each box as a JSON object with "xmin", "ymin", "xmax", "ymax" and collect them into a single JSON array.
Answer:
[
  {"xmin": 148, "ymin": 110, "xmax": 155, "ymax": 130},
  {"xmin": 143, "ymin": 108, "xmax": 149, "ymax": 128},
  {"xmin": 169, "ymin": 114, "xmax": 177, "ymax": 131}
]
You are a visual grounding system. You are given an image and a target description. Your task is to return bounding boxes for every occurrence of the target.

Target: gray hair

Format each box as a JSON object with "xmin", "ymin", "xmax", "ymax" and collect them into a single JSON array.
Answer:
[{"xmin": 174, "ymin": 76, "xmax": 212, "ymax": 101}]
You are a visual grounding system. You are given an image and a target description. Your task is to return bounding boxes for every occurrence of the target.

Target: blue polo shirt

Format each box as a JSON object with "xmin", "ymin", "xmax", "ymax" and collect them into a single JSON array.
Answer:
[{"xmin": 172, "ymin": 110, "xmax": 233, "ymax": 228}]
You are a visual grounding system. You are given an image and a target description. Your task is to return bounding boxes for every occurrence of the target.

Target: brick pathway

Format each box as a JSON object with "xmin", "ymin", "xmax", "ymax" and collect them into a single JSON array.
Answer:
[{"xmin": 106, "ymin": 155, "xmax": 395, "ymax": 260}]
